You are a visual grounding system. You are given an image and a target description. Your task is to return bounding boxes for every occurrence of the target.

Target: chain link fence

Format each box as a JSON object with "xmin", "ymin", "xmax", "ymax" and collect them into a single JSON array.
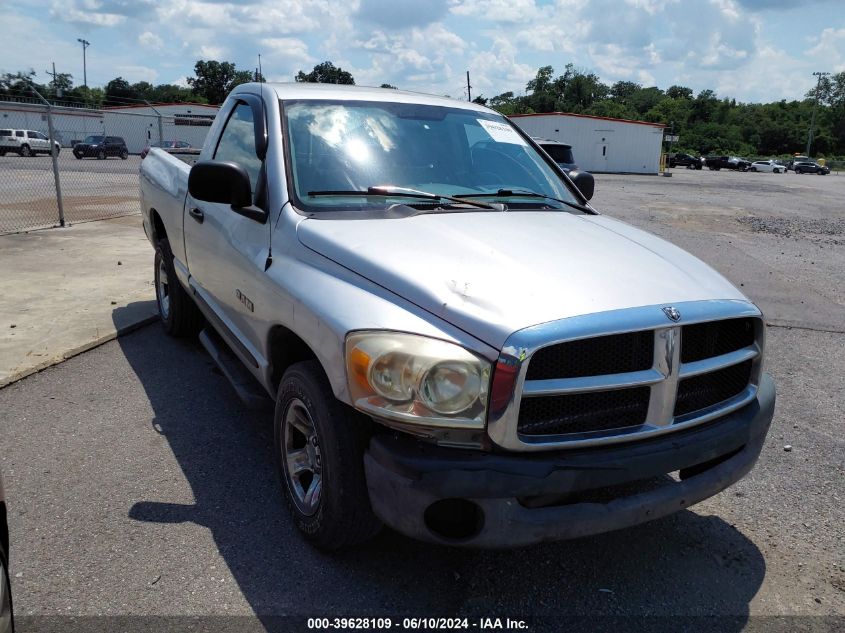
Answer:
[{"xmin": 0, "ymin": 98, "xmax": 210, "ymax": 235}]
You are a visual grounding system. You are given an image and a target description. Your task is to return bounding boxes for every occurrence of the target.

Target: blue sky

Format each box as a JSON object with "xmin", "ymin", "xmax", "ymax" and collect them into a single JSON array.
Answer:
[{"xmin": 3, "ymin": 0, "xmax": 844, "ymax": 103}]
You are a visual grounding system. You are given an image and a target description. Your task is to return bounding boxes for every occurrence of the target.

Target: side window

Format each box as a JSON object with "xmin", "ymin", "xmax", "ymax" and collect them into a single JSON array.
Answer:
[
  {"xmin": 15, "ymin": 131, "xmax": 25, "ymax": 137},
  {"xmin": 214, "ymin": 102, "xmax": 262, "ymax": 193}
]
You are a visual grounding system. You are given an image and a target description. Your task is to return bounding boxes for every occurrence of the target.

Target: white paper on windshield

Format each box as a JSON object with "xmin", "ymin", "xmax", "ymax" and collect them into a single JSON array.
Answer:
[{"xmin": 478, "ymin": 119, "xmax": 527, "ymax": 145}]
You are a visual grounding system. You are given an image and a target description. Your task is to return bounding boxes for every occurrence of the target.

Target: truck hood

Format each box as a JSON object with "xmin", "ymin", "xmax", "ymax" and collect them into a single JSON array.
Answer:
[{"xmin": 297, "ymin": 211, "xmax": 746, "ymax": 349}]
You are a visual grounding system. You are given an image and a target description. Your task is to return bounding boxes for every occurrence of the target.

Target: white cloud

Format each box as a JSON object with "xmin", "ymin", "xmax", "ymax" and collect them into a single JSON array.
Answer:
[{"xmin": 138, "ymin": 31, "xmax": 164, "ymax": 51}]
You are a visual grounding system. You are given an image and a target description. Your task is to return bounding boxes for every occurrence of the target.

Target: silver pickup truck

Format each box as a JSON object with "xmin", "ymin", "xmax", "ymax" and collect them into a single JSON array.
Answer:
[{"xmin": 140, "ymin": 83, "xmax": 775, "ymax": 549}]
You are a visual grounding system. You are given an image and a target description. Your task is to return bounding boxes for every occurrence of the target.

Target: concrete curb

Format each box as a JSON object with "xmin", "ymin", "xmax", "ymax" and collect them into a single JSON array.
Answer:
[{"xmin": 0, "ymin": 314, "xmax": 159, "ymax": 389}]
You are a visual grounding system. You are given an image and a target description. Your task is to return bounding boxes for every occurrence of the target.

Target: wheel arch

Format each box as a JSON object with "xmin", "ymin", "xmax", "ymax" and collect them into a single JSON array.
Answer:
[
  {"xmin": 149, "ymin": 208, "xmax": 167, "ymax": 244},
  {"xmin": 267, "ymin": 325, "xmax": 320, "ymax": 393}
]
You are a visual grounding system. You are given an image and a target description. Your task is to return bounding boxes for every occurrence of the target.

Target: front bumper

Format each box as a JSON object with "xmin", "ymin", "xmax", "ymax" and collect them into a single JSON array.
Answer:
[{"xmin": 364, "ymin": 373, "xmax": 775, "ymax": 548}]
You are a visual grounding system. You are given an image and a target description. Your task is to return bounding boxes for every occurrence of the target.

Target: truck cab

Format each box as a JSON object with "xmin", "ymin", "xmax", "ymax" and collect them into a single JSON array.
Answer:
[{"xmin": 140, "ymin": 83, "xmax": 775, "ymax": 549}]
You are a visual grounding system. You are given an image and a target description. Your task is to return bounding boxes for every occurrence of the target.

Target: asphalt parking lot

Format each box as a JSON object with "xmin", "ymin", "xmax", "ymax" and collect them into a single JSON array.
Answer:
[
  {"xmin": 1, "ymin": 167, "xmax": 843, "ymax": 631},
  {"xmin": 0, "ymin": 153, "xmax": 141, "ymax": 233}
]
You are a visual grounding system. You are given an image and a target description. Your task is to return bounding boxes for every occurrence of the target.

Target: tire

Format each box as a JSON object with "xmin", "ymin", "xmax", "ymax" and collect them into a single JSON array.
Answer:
[
  {"xmin": 120, "ymin": 149, "xmax": 128, "ymax": 160},
  {"xmin": 73, "ymin": 151, "xmax": 82, "ymax": 159},
  {"xmin": 0, "ymin": 542, "xmax": 14, "ymax": 633},
  {"xmin": 19, "ymin": 145, "xmax": 31, "ymax": 157},
  {"xmin": 0, "ymin": 150, "xmax": 5, "ymax": 157},
  {"xmin": 796, "ymin": 168, "xmax": 802, "ymax": 174},
  {"xmin": 749, "ymin": 167, "xmax": 756, "ymax": 172},
  {"xmin": 275, "ymin": 360, "xmax": 381, "ymax": 550},
  {"xmin": 154, "ymin": 238, "xmax": 203, "ymax": 337},
  {"xmin": 97, "ymin": 150, "xmax": 105, "ymax": 160}
]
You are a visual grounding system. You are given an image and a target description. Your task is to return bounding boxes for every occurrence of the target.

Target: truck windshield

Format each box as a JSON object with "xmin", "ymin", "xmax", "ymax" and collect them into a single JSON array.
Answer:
[{"xmin": 283, "ymin": 99, "xmax": 581, "ymax": 213}]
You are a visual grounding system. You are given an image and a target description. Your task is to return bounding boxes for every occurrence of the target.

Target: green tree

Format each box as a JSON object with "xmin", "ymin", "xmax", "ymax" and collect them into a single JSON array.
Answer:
[
  {"xmin": 610, "ymin": 80, "xmax": 641, "ymax": 104},
  {"xmin": 187, "ymin": 60, "xmax": 254, "ymax": 105},
  {"xmin": 104, "ymin": 77, "xmax": 140, "ymax": 103},
  {"xmin": 295, "ymin": 61, "xmax": 355, "ymax": 85},
  {"xmin": 380, "ymin": 83, "xmax": 397, "ymax": 89},
  {"xmin": 666, "ymin": 85, "xmax": 693, "ymax": 100}
]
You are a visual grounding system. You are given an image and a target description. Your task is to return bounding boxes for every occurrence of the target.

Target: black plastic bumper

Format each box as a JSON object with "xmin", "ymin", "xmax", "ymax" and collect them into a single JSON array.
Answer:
[{"xmin": 364, "ymin": 373, "xmax": 775, "ymax": 548}]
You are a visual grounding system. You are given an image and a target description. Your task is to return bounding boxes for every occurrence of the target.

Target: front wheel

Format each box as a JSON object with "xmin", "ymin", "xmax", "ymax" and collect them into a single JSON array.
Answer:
[
  {"xmin": 154, "ymin": 238, "xmax": 203, "ymax": 337},
  {"xmin": 19, "ymin": 145, "xmax": 31, "ymax": 157},
  {"xmin": 120, "ymin": 149, "xmax": 128, "ymax": 160},
  {"xmin": 0, "ymin": 542, "xmax": 14, "ymax": 633},
  {"xmin": 275, "ymin": 361, "xmax": 381, "ymax": 550},
  {"xmin": 97, "ymin": 150, "xmax": 105, "ymax": 160}
]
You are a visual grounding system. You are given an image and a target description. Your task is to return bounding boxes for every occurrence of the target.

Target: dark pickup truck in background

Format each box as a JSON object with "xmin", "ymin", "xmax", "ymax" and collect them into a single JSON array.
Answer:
[
  {"xmin": 669, "ymin": 153, "xmax": 703, "ymax": 169},
  {"xmin": 705, "ymin": 155, "xmax": 751, "ymax": 171}
]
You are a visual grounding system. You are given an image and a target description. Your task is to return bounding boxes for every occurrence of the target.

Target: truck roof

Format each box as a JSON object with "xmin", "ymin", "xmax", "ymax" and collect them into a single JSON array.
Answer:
[{"xmin": 235, "ymin": 82, "xmax": 494, "ymax": 113}]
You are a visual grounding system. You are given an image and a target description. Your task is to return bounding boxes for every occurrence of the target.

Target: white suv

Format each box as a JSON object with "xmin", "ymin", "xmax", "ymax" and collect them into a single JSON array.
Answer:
[{"xmin": 0, "ymin": 129, "xmax": 61, "ymax": 157}]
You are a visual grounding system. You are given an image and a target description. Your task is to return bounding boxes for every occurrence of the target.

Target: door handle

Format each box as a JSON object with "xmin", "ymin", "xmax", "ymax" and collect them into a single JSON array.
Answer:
[{"xmin": 188, "ymin": 207, "xmax": 204, "ymax": 223}]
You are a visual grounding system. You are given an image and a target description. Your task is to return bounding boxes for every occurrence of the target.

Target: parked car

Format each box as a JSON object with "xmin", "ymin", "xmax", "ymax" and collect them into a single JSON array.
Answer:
[
  {"xmin": 140, "ymin": 140, "xmax": 193, "ymax": 160},
  {"xmin": 0, "ymin": 472, "xmax": 13, "ymax": 633},
  {"xmin": 73, "ymin": 135, "xmax": 129, "ymax": 160},
  {"xmin": 0, "ymin": 128, "xmax": 61, "ymax": 157},
  {"xmin": 669, "ymin": 153, "xmax": 702, "ymax": 169},
  {"xmin": 705, "ymin": 155, "xmax": 751, "ymax": 171},
  {"xmin": 786, "ymin": 155, "xmax": 809, "ymax": 171},
  {"xmin": 140, "ymin": 83, "xmax": 775, "ymax": 550},
  {"xmin": 793, "ymin": 161, "xmax": 830, "ymax": 175},
  {"xmin": 534, "ymin": 138, "xmax": 595, "ymax": 198},
  {"xmin": 748, "ymin": 160, "xmax": 785, "ymax": 173}
]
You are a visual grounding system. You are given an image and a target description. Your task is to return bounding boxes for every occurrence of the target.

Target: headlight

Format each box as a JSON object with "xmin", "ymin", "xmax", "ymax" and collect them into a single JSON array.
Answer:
[{"xmin": 345, "ymin": 332, "xmax": 491, "ymax": 428}]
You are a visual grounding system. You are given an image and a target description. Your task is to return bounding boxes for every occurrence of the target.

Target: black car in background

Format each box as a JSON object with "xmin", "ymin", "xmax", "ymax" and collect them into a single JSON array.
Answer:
[
  {"xmin": 1, "ymin": 473, "xmax": 13, "ymax": 632},
  {"xmin": 73, "ymin": 135, "xmax": 129, "ymax": 160},
  {"xmin": 793, "ymin": 161, "xmax": 830, "ymax": 175},
  {"xmin": 705, "ymin": 155, "xmax": 751, "ymax": 171},
  {"xmin": 669, "ymin": 153, "xmax": 703, "ymax": 169}
]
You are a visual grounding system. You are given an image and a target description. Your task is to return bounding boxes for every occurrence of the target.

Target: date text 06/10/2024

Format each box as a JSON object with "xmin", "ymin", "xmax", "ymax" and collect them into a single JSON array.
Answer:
[{"xmin": 307, "ymin": 618, "xmax": 529, "ymax": 630}]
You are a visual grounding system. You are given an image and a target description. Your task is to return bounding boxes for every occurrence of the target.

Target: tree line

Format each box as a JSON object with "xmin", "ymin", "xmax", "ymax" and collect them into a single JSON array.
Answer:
[
  {"xmin": 473, "ymin": 64, "xmax": 845, "ymax": 158},
  {"xmin": 2, "ymin": 58, "xmax": 842, "ymax": 157}
]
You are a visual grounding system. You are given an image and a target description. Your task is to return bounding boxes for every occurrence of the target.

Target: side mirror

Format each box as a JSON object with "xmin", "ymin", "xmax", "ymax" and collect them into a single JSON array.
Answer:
[
  {"xmin": 569, "ymin": 170, "xmax": 595, "ymax": 201},
  {"xmin": 188, "ymin": 160, "xmax": 267, "ymax": 222},
  {"xmin": 188, "ymin": 160, "xmax": 252, "ymax": 208}
]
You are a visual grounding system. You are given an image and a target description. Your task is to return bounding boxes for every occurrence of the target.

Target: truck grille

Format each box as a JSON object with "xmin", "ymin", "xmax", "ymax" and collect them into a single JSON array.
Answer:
[
  {"xmin": 680, "ymin": 318, "xmax": 755, "ymax": 363},
  {"xmin": 526, "ymin": 331, "xmax": 653, "ymax": 380},
  {"xmin": 510, "ymin": 311, "xmax": 762, "ymax": 445},
  {"xmin": 518, "ymin": 387, "xmax": 650, "ymax": 436},
  {"xmin": 674, "ymin": 360, "xmax": 753, "ymax": 417}
]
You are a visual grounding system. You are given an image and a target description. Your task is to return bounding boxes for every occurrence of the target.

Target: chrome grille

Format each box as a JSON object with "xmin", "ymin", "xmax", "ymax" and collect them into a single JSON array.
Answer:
[
  {"xmin": 674, "ymin": 359, "xmax": 753, "ymax": 418},
  {"xmin": 518, "ymin": 387, "xmax": 650, "ymax": 436},
  {"xmin": 526, "ymin": 331, "xmax": 653, "ymax": 380},
  {"xmin": 489, "ymin": 301, "xmax": 764, "ymax": 451},
  {"xmin": 680, "ymin": 318, "xmax": 755, "ymax": 363}
]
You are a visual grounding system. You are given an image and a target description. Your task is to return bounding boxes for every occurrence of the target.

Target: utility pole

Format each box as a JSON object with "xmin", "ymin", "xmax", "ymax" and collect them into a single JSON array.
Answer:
[
  {"xmin": 466, "ymin": 71, "xmax": 472, "ymax": 102},
  {"xmin": 45, "ymin": 62, "xmax": 60, "ymax": 98},
  {"xmin": 77, "ymin": 38, "xmax": 90, "ymax": 87},
  {"xmin": 806, "ymin": 70, "xmax": 829, "ymax": 158}
]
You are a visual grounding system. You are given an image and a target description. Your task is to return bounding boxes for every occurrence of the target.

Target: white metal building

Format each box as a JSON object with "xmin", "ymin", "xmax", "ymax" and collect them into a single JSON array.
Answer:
[
  {"xmin": 0, "ymin": 101, "xmax": 220, "ymax": 153},
  {"xmin": 102, "ymin": 103, "xmax": 220, "ymax": 153},
  {"xmin": 510, "ymin": 112, "xmax": 666, "ymax": 174}
]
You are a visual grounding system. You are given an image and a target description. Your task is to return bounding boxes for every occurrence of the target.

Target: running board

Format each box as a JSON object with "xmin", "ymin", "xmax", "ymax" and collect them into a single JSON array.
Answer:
[{"xmin": 199, "ymin": 328, "xmax": 274, "ymax": 412}]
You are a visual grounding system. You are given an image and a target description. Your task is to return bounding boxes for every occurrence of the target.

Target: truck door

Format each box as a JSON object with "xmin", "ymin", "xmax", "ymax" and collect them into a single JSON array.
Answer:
[{"xmin": 183, "ymin": 97, "xmax": 270, "ymax": 371}]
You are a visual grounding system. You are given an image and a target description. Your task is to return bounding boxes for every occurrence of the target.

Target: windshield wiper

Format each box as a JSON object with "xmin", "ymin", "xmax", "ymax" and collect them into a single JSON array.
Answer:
[
  {"xmin": 454, "ymin": 189, "xmax": 593, "ymax": 213},
  {"xmin": 307, "ymin": 186, "xmax": 499, "ymax": 210}
]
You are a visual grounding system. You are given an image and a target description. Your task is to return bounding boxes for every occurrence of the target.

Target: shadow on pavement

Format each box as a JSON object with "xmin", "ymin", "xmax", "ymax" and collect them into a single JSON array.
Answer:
[{"xmin": 114, "ymin": 304, "xmax": 766, "ymax": 630}]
